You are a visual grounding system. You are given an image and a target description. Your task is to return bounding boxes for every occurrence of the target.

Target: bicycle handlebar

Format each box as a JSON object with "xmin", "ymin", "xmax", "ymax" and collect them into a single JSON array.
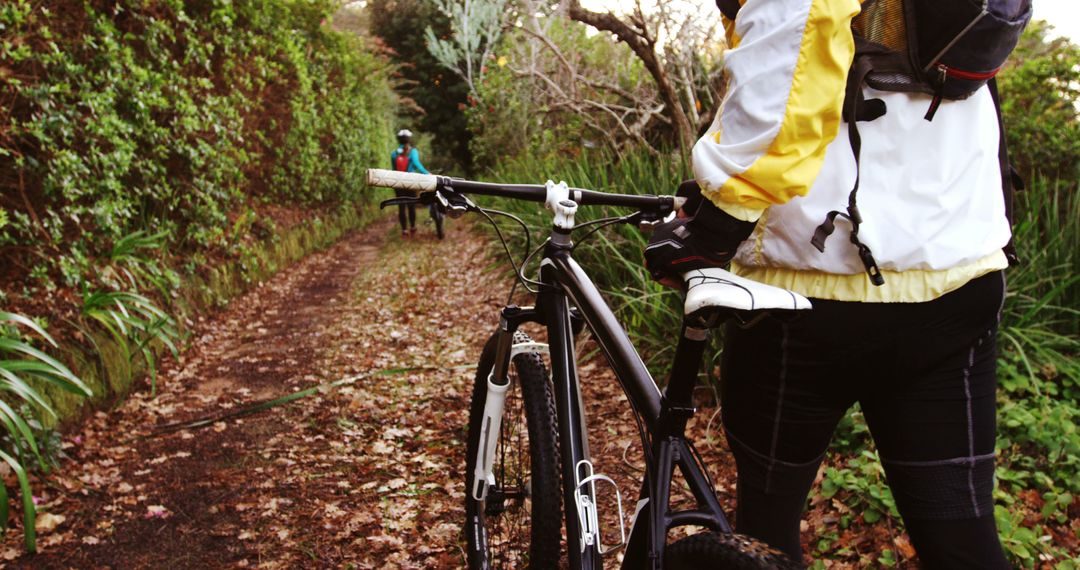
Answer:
[
  {"xmin": 365, "ymin": 168, "xmax": 686, "ymax": 212},
  {"xmin": 366, "ymin": 169, "xmax": 438, "ymax": 192}
]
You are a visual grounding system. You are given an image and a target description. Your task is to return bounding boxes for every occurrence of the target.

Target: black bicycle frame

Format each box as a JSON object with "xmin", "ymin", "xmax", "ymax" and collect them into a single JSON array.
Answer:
[{"xmin": 493, "ymin": 238, "xmax": 732, "ymax": 569}]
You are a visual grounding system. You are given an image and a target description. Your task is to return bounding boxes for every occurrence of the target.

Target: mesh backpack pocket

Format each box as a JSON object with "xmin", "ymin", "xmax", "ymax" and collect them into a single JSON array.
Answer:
[{"xmin": 911, "ymin": 0, "xmax": 1033, "ymax": 100}]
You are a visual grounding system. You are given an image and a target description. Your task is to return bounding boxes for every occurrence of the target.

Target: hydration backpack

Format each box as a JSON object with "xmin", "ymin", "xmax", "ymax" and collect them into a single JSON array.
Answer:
[
  {"xmin": 803, "ymin": 0, "xmax": 1033, "ymax": 284},
  {"xmin": 717, "ymin": 0, "xmax": 1032, "ymax": 110},
  {"xmin": 394, "ymin": 148, "xmax": 411, "ymax": 172},
  {"xmin": 849, "ymin": 0, "xmax": 1033, "ymax": 119}
]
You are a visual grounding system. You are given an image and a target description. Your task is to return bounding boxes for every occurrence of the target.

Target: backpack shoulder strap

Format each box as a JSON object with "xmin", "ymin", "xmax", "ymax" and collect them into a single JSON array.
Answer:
[
  {"xmin": 811, "ymin": 54, "xmax": 888, "ymax": 286},
  {"xmin": 987, "ymin": 78, "xmax": 1022, "ymax": 265}
]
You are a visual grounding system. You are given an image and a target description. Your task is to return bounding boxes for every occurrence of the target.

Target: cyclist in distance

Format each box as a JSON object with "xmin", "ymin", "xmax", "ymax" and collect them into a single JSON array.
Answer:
[
  {"xmin": 643, "ymin": 0, "xmax": 1025, "ymax": 568},
  {"xmin": 390, "ymin": 129, "xmax": 430, "ymax": 237}
]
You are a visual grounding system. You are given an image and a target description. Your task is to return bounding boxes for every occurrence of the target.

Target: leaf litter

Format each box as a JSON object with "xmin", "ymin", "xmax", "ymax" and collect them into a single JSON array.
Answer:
[{"xmin": 1, "ymin": 214, "xmax": 925, "ymax": 568}]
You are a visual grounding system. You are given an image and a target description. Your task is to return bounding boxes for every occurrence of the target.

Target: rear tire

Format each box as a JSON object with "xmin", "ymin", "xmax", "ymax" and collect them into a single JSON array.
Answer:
[
  {"xmin": 665, "ymin": 531, "xmax": 803, "ymax": 569},
  {"xmin": 464, "ymin": 331, "xmax": 561, "ymax": 569}
]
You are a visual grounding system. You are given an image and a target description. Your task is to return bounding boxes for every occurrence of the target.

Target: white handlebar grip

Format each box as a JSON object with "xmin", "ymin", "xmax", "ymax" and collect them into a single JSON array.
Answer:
[{"xmin": 366, "ymin": 169, "xmax": 438, "ymax": 192}]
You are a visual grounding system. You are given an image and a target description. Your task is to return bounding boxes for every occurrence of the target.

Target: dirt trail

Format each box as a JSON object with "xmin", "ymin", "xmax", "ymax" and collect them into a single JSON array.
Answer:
[
  {"xmin": 3, "ymin": 213, "xmax": 780, "ymax": 569},
  {"xmin": 2, "ymin": 216, "xmax": 510, "ymax": 568}
]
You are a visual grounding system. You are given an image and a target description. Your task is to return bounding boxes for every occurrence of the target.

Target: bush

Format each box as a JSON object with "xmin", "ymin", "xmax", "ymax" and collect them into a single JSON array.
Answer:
[
  {"xmin": 0, "ymin": 1, "xmax": 396, "ymax": 551},
  {"xmin": 998, "ymin": 20, "xmax": 1080, "ymax": 186},
  {"xmin": 0, "ymin": 0, "xmax": 395, "ymax": 290}
]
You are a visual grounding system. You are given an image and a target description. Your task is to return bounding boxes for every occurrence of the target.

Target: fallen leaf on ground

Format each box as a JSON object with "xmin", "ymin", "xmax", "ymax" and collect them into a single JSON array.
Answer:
[
  {"xmin": 145, "ymin": 505, "xmax": 171, "ymax": 519},
  {"xmin": 34, "ymin": 513, "xmax": 65, "ymax": 533}
]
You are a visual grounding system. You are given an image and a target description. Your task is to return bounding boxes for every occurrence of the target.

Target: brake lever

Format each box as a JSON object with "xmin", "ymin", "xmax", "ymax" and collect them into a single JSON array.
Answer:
[
  {"xmin": 636, "ymin": 210, "xmax": 676, "ymax": 233},
  {"xmin": 380, "ymin": 197, "xmax": 422, "ymax": 209},
  {"xmin": 384, "ymin": 189, "xmax": 476, "ymax": 217},
  {"xmin": 441, "ymin": 191, "xmax": 474, "ymax": 219}
]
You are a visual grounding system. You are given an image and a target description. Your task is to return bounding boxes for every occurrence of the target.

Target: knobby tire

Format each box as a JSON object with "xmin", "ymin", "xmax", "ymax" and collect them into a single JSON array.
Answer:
[
  {"xmin": 665, "ymin": 531, "xmax": 803, "ymax": 569},
  {"xmin": 464, "ymin": 332, "xmax": 561, "ymax": 569}
]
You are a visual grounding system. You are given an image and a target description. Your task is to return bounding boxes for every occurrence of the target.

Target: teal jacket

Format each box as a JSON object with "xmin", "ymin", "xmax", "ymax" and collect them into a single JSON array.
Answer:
[{"xmin": 390, "ymin": 146, "xmax": 430, "ymax": 174}]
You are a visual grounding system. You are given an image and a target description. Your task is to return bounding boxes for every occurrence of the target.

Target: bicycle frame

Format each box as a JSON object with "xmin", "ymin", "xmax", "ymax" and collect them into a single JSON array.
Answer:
[
  {"xmin": 490, "ymin": 236, "xmax": 733, "ymax": 570},
  {"xmin": 364, "ymin": 169, "xmax": 731, "ymax": 569}
]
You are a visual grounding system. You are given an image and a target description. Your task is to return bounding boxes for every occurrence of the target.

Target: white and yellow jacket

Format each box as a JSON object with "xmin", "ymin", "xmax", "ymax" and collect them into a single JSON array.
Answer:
[{"xmin": 693, "ymin": 0, "xmax": 1011, "ymax": 303}]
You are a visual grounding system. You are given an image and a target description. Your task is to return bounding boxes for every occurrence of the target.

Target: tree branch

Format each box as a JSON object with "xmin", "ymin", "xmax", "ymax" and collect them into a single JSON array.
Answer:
[{"xmin": 565, "ymin": 0, "xmax": 694, "ymax": 151}]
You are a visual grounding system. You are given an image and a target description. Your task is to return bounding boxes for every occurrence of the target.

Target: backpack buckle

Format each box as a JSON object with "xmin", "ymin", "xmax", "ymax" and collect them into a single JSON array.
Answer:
[{"xmin": 855, "ymin": 243, "xmax": 885, "ymax": 287}]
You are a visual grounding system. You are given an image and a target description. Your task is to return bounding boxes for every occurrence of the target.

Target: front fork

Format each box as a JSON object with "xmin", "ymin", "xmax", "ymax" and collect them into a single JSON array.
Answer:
[
  {"xmin": 470, "ymin": 315, "xmax": 550, "ymax": 501},
  {"xmin": 472, "ymin": 300, "xmax": 615, "ymax": 569}
]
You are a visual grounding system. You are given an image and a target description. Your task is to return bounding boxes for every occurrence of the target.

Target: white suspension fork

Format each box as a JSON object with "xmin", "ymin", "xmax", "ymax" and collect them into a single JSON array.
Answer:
[{"xmin": 471, "ymin": 341, "xmax": 549, "ymax": 501}]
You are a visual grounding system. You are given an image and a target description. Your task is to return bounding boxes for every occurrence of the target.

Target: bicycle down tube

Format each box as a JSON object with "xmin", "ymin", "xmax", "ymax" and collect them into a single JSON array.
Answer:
[
  {"xmin": 541, "ymin": 246, "xmax": 644, "ymax": 568},
  {"xmin": 538, "ymin": 246, "xmax": 735, "ymax": 569}
]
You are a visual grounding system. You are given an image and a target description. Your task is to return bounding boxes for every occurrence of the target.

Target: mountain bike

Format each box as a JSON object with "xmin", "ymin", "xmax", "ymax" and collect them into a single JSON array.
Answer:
[{"xmin": 367, "ymin": 168, "xmax": 811, "ymax": 569}]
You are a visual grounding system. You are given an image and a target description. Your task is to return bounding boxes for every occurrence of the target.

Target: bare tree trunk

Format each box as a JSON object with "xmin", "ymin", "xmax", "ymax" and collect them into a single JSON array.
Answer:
[{"xmin": 566, "ymin": 0, "xmax": 695, "ymax": 153}]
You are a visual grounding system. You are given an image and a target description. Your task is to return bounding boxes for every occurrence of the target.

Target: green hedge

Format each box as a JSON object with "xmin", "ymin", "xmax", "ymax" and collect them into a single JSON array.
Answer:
[
  {"xmin": 0, "ymin": 2, "xmax": 394, "ymax": 549},
  {"xmin": 0, "ymin": 0, "xmax": 394, "ymax": 289}
]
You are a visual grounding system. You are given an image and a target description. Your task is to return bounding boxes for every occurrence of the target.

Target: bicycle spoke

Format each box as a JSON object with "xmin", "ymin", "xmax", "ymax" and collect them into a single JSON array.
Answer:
[
  {"xmin": 484, "ymin": 366, "xmax": 534, "ymax": 568},
  {"xmin": 466, "ymin": 331, "xmax": 560, "ymax": 570}
]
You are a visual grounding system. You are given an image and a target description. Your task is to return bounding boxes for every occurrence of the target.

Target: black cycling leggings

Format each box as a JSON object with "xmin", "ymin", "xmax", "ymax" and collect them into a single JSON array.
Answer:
[
  {"xmin": 395, "ymin": 189, "xmax": 416, "ymax": 231},
  {"xmin": 721, "ymin": 270, "xmax": 1009, "ymax": 569}
]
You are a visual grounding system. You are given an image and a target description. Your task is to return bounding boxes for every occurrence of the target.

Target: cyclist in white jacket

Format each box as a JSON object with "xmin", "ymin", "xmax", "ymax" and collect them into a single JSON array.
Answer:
[{"xmin": 645, "ymin": 0, "xmax": 1013, "ymax": 567}]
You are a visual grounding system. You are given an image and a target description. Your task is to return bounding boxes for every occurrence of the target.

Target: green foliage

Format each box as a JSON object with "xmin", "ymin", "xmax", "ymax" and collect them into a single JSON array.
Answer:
[
  {"xmin": 102, "ymin": 230, "xmax": 179, "ymax": 297},
  {"xmin": 80, "ymin": 289, "xmax": 179, "ymax": 397},
  {"xmin": 424, "ymin": 0, "xmax": 508, "ymax": 98},
  {"xmin": 466, "ymin": 19, "xmax": 664, "ymax": 166},
  {"xmin": 1, "ymin": 0, "xmax": 394, "ymax": 286},
  {"xmin": 985, "ymin": 165, "xmax": 1080, "ymax": 567},
  {"xmin": 998, "ymin": 20, "xmax": 1080, "ymax": 186},
  {"xmin": 818, "ymin": 450, "xmax": 899, "ymax": 523},
  {"xmin": 463, "ymin": 57, "xmax": 534, "ymax": 167},
  {"xmin": 0, "ymin": 311, "xmax": 91, "ymax": 551},
  {"xmin": 1005, "ymin": 176, "xmax": 1080, "ymax": 338},
  {"xmin": 367, "ymin": 0, "xmax": 473, "ymax": 172}
]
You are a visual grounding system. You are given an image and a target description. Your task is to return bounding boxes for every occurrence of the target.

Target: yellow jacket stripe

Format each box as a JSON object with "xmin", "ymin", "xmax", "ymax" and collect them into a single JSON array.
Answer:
[
  {"xmin": 693, "ymin": 0, "xmax": 861, "ymax": 222},
  {"xmin": 694, "ymin": 0, "xmax": 1010, "ymax": 303}
]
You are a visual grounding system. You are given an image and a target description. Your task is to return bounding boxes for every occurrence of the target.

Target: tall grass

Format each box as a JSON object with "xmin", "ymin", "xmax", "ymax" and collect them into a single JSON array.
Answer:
[
  {"xmin": 481, "ymin": 151, "xmax": 693, "ymax": 372},
  {"xmin": 80, "ymin": 290, "xmax": 180, "ymax": 397},
  {"xmin": 0, "ymin": 312, "xmax": 92, "ymax": 552},
  {"xmin": 104, "ymin": 230, "xmax": 178, "ymax": 299},
  {"xmin": 1003, "ymin": 177, "xmax": 1080, "ymax": 387}
]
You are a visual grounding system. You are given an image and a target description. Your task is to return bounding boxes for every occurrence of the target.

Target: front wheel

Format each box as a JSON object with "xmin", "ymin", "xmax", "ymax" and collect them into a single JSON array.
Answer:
[
  {"xmin": 464, "ymin": 331, "xmax": 561, "ymax": 569},
  {"xmin": 665, "ymin": 531, "xmax": 803, "ymax": 569}
]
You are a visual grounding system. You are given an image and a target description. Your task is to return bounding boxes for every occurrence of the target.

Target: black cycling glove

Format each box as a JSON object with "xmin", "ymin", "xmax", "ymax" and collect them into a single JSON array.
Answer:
[
  {"xmin": 643, "ymin": 181, "xmax": 757, "ymax": 284},
  {"xmin": 676, "ymin": 178, "xmax": 705, "ymax": 214}
]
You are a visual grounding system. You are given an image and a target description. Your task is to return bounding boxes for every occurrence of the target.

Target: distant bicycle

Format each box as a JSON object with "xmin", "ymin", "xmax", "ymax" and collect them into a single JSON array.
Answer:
[
  {"xmin": 367, "ymin": 168, "xmax": 809, "ymax": 569},
  {"xmin": 429, "ymin": 201, "xmax": 445, "ymax": 240}
]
